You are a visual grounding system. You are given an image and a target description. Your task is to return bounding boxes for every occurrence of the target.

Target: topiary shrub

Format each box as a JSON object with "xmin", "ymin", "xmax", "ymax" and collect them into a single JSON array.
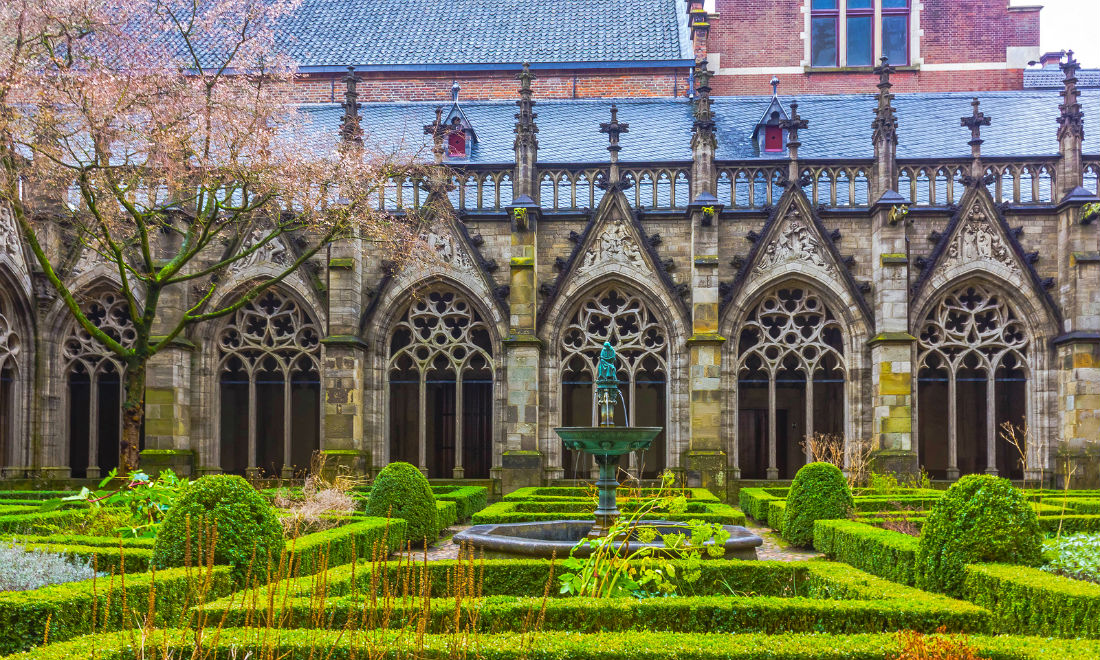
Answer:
[
  {"xmin": 152, "ymin": 475, "xmax": 284, "ymax": 580},
  {"xmin": 782, "ymin": 462, "xmax": 853, "ymax": 548},
  {"xmin": 917, "ymin": 474, "xmax": 1041, "ymax": 597},
  {"xmin": 366, "ymin": 462, "xmax": 439, "ymax": 546}
]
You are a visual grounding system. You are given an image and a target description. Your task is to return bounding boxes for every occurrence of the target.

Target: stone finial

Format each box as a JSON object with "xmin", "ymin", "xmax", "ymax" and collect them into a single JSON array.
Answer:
[
  {"xmin": 339, "ymin": 66, "xmax": 363, "ymax": 146},
  {"xmin": 1058, "ymin": 50, "xmax": 1085, "ymax": 141},
  {"xmin": 600, "ymin": 104, "xmax": 629, "ymax": 185},
  {"xmin": 871, "ymin": 57, "xmax": 898, "ymax": 145},
  {"xmin": 770, "ymin": 76, "xmax": 779, "ymax": 97},
  {"xmin": 692, "ymin": 60, "xmax": 715, "ymax": 134},
  {"xmin": 513, "ymin": 62, "xmax": 539, "ymax": 200},
  {"xmin": 960, "ymin": 98, "xmax": 992, "ymax": 185},
  {"xmin": 514, "ymin": 62, "xmax": 538, "ymax": 145},
  {"xmin": 451, "ymin": 80, "xmax": 461, "ymax": 103}
]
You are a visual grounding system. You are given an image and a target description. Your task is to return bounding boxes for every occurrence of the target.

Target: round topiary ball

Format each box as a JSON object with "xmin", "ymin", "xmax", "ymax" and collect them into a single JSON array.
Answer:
[
  {"xmin": 152, "ymin": 475, "xmax": 284, "ymax": 580},
  {"xmin": 917, "ymin": 474, "xmax": 1041, "ymax": 596},
  {"xmin": 366, "ymin": 462, "xmax": 439, "ymax": 546},
  {"xmin": 782, "ymin": 462, "xmax": 853, "ymax": 548}
]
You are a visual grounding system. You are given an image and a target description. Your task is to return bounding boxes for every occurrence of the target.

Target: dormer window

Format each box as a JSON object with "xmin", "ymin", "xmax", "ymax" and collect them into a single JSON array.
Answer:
[
  {"xmin": 764, "ymin": 125, "xmax": 783, "ymax": 152},
  {"xmin": 442, "ymin": 82, "xmax": 476, "ymax": 161}
]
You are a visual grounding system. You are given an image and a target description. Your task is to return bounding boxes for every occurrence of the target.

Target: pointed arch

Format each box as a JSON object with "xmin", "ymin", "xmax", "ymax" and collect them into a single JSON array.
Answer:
[
  {"xmin": 209, "ymin": 285, "xmax": 323, "ymax": 477},
  {"xmin": 723, "ymin": 278, "xmax": 863, "ymax": 480},
  {"xmin": 541, "ymin": 273, "xmax": 688, "ymax": 480},
  {"xmin": 370, "ymin": 278, "xmax": 502, "ymax": 479},
  {"xmin": 914, "ymin": 272, "xmax": 1054, "ymax": 481},
  {"xmin": 0, "ymin": 264, "xmax": 33, "ymax": 475}
]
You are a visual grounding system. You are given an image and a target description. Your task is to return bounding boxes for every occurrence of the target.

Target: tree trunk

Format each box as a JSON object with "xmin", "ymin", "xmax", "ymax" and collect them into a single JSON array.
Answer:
[{"xmin": 121, "ymin": 364, "xmax": 146, "ymax": 473}]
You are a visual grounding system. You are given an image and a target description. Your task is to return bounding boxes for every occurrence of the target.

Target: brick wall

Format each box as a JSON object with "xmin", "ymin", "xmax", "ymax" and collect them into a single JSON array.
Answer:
[
  {"xmin": 291, "ymin": 69, "xmax": 689, "ymax": 104},
  {"xmin": 707, "ymin": 0, "xmax": 1040, "ymax": 96}
]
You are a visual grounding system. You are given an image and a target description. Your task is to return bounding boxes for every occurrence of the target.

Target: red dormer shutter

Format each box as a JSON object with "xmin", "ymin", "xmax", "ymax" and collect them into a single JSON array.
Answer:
[
  {"xmin": 764, "ymin": 125, "xmax": 783, "ymax": 152},
  {"xmin": 448, "ymin": 132, "xmax": 466, "ymax": 157}
]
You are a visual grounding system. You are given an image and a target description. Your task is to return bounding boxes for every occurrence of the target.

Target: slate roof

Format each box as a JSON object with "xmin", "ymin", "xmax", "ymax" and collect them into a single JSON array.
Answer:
[
  {"xmin": 275, "ymin": 0, "xmax": 691, "ymax": 70},
  {"xmin": 1024, "ymin": 68, "xmax": 1100, "ymax": 89},
  {"xmin": 297, "ymin": 90, "xmax": 1100, "ymax": 165}
]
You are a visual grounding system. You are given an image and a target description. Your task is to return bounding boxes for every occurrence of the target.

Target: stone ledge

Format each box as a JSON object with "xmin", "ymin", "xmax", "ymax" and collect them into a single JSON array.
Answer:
[
  {"xmin": 867, "ymin": 332, "xmax": 917, "ymax": 346},
  {"xmin": 321, "ymin": 335, "xmax": 369, "ymax": 349}
]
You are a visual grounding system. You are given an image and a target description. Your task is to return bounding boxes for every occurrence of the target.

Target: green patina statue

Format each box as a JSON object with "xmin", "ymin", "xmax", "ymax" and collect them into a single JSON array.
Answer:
[{"xmin": 596, "ymin": 341, "xmax": 617, "ymax": 384}]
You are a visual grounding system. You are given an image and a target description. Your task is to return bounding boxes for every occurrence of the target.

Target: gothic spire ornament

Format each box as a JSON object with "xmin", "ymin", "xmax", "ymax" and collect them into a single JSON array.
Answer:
[
  {"xmin": 339, "ymin": 66, "xmax": 363, "ymax": 146},
  {"xmin": 960, "ymin": 98, "xmax": 992, "ymax": 186},
  {"xmin": 513, "ymin": 62, "xmax": 539, "ymax": 201},
  {"xmin": 871, "ymin": 56, "xmax": 899, "ymax": 199},
  {"xmin": 600, "ymin": 104, "xmax": 629, "ymax": 187},
  {"xmin": 780, "ymin": 101, "xmax": 808, "ymax": 183}
]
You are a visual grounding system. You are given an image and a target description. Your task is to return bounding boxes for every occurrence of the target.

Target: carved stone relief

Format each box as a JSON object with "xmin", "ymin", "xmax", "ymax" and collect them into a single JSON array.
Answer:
[
  {"xmin": 753, "ymin": 209, "xmax": 833, "ymax": 276},
  {"xmin": 939, "ymin": 204, "xmax": 1019, "ymax": 276},
  {"xmin": 580, "ymin": 217, "xmax": 642, "ymax": 270},
  {"xmin": 0, "ymin": 206, "xmax": 26, "ymax": 274},
  {"xmin": 229, "ymin": 229, "xmax": 290, "ymax": 276},
  {"xmin": 421, "ymin": 230, "xmax": 473, "ymax": 271}
]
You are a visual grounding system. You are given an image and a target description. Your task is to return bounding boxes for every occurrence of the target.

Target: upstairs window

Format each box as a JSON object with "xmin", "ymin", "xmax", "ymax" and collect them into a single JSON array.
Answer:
[
  {"xmin": 447, "ymin": 131, "xmax": 466, "ymax": 158},
  {"xmin": 811, "ymin": 0, "xmax": 910, "ymax": 68},
  {"xmin": 764, "ymin": 125, "xmax": 783, "ymax": 152}
]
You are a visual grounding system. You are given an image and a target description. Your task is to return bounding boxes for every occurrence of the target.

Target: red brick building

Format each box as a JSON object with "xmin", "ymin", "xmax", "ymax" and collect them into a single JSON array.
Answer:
[{"xmin": 697, "ymin": 0, "xmax": 1041, "ymax": 95}]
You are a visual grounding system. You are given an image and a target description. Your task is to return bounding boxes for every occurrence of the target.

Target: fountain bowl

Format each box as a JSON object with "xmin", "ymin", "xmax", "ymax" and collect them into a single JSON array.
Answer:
[
  {"xmin": 453, "ymin": 520, "xmax": 763, "ymax": 560},
  {"xmin": 555, "ymin": 426, "xmax": 662, "ymax": 456}
]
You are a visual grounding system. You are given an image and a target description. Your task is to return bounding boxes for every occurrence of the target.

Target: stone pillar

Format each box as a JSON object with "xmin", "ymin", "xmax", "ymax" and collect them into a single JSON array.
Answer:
[
  {"xmin": 683, "ymin": 62, "xmax": 727, "ymax": 493},
  {"xmin": 319, "ymin": 237, "xmax": 370, "ymax": 477}
]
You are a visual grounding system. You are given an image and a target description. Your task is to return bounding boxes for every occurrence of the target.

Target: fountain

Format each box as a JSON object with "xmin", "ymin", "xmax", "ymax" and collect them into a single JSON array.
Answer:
[{"xmin": 454, "ymin": 341, "xmax": 763, "ymax": 559}]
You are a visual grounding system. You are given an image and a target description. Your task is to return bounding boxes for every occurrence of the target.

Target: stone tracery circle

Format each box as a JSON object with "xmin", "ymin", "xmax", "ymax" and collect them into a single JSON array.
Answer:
[{"xmin": 737, "ymin": 287, "xmax": 845, "ymax": 377}]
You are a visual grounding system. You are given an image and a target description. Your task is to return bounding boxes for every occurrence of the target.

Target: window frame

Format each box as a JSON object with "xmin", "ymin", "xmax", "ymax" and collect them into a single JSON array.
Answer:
[{"xmin": 809, "ymin": 0, "xmax": 912, "ymax": 69}]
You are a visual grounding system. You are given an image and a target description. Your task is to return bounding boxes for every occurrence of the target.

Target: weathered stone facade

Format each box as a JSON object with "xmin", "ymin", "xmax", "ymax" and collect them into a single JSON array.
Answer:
[{"xmin": 0, "ymin": 55, "xmax": 1098, "ymax": 490}]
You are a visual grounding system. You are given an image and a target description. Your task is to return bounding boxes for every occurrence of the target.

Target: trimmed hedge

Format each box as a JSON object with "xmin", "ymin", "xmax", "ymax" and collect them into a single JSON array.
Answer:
[
  {"xmin": 766, "ymin": 500, "xmax": 786, "ymax": 535},
  {"xmin": 12, "ymin": 629, "xmax": 1100, "ymax": 660},
  {"xmin": 436, "ymin": 500, "xmax": 458, "ymax": 531},
  {"xmin": 287, "ymin": 517, "xmax": 407, "ymax": 576},
  {"xmin": 504, "ymin": 487, "xmax": 722, "ymax": 503},
  {"xmin": 783, "ymin": 463, "xmax": 853, "ymax": 547},
  {"xmin": 7, "ymin": 534, "xmax": 154, "ymax": 548},
  {"xmin": 738, "ymin": 487, "xmax": 781, "ymax": 522},
  {"xmin": 964, "ymin": 563, "xmax": 1100, "ymax": 638},
  {"xmin": 16, "ymin": 542, "xmax": 152, "ymax": 573},
  {"xmin": 1037, "ymin": 514, "xmax": 1100, "ymax": 534},
  {"xmin": 813, "ymin": 519, "xmax": 919, "ymax": 586},
  {"xmin": 0, "ymin": 509, "xmax": 89, "ymax": 534},
  {"xmin": 917, "ymin": 475, "xmax": 1041, "ymax": 597},
  {"xmin": 471, "ymin": 500, "xmax": 746, "ymax": 526},
  {"xmin": 366, "ymin": 462, "xmax": 439, "ymax": 544},
  {"xmin": 0, "ymin": 565, "xmax": 234, "ymax": 654},
  {"xmin": 431, "ymin": 486, "xmax": 489, "ymax": 520}
]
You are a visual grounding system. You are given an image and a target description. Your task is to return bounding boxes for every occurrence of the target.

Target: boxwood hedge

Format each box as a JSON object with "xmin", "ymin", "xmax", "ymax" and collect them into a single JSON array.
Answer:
[{"xmin": 963, "ymin": 563, "xmax": 1100, "ymax": 638}]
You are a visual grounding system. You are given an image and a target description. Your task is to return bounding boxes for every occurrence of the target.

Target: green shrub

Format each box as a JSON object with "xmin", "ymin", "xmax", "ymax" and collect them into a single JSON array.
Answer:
[
  {"xmin": 782, "ymin": 462, "xmax": 852, "ymax": 548},
  {"xmin": 436, "ymin": 500, "xmax": 458, "ymax": 530},
  {"xmin": 152, "ymin": 475, "xmax": 284, "ymax": 580},
  {"xmin": 434, "ymin": 486, "xmax": 489, "ymax": 520},
  {"xmin": 813, "ymin": 519, "xmax": 919, "ymax": 586},
  {"xmin": 365, "ymin": 462, "xmax": 439, "ymax": 545},
  {"xmin": 0, "ymin": 565, "xmax": 233, "ymax": 655},
  {"xmin": 736, "ymin": 488, "xmax": 781, "ymax": 522},
  {"xmin": 288, "ymin": 517, "xmax": 406, "ymax": 575},
  {"xmin": 964, "ymin": 563, "xmax": 1100, "ymax": 638},
  {"xmin": 917, "ymin": 474, "xmax": 1041, "ymax": 597}
]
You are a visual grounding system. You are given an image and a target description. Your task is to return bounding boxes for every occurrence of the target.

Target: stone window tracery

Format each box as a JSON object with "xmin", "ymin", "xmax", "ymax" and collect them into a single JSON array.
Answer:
[
  {"xmin": 388, "ymin": 288, "xmax": 494, "ymax": 479},
  {"xmin": 560, "ymin": 285, "xmax": 668, "ymax": 478},
  {"xmin": 736, "ymin": 287, "xmax": 845, "ymax": 479},
  {"xmin": 0, "ymin": 300, "xmax": 20, "ymax": 470},
  {"xmin": 217, "ymin": 289, "xmax": 321, "ymax": 476},
  {"xmin": 63, "ymin": 290, "xmax": 135, "ymax": 478},
  {"xmin": 917, "ymin": 283, "xmax": 1029, "ymax": 478}
]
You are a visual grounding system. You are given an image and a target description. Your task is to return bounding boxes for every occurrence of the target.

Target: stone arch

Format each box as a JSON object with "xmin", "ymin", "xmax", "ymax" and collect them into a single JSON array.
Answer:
[
  {"xmin": 0, "ymin": 265, "xmax": 33, "ymax": 475},
  {"xmin": 541, "ymin": 273, "xmax": 689, "ymax": 479},
  {"xmin": 913, "ymin": 272, "xmax": 1056, "ymax": 481},
  {"xmin": 722, "ymin": 276, "xmax": 867, "ymax": 480},
  {"xmin": 367, "ymin": 277, "xmax": 504, "ymax": 479},
  {"xmin": 193, "ymin": 282, "xmax": 325, "ymax": 476}
]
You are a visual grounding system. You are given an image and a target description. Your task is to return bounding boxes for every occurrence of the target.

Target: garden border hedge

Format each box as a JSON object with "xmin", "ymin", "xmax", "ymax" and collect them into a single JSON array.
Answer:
[
  {"xmin": 963, "ymin": 563, "xmax": 1100, "ymax": 638},
  {"xmin": 286, "ymin": 517, "xmax": 407, "ymax": 576},
  {"xmin": 812, "ymin": 519, "xmax": 919, "ymax": 586},
  {"xmin": 503, "ymin": 487, "xmax": 722, "ymax": 503},
  {"xmin": 471, "ymin": 500, "xmax": 746, "ymax": 526},
  {"xmin": 0, "ymin": 565, "xmax": 234, "ymax": 655}
]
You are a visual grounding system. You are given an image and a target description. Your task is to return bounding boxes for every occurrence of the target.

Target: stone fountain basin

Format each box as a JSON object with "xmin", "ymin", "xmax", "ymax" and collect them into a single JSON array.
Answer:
[
  {"xmin": 452, "ymin": 520, "xmax": 763, "ymax": 560},
  {"xmin": 554, "ymin": 427, "xmax": 663, "ymax": 455}
]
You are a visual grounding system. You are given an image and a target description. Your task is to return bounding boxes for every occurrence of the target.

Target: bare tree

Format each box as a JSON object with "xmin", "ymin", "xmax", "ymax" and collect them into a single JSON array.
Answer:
[{"xmin": 0, "ymin": 0, "xmax": 427, "ymax": 471}]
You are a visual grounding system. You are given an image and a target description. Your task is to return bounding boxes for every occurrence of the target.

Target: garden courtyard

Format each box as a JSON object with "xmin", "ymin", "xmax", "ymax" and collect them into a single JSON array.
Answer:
[{"xmin": 0, "ymin": 458, "xmax": 1098, "ymax": 660}]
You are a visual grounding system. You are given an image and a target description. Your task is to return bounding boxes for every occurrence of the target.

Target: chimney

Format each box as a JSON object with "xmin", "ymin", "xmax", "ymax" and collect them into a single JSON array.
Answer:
[{"xmin": 1039, "ymin": 51, "xmax": 1065, "ymax": 69}]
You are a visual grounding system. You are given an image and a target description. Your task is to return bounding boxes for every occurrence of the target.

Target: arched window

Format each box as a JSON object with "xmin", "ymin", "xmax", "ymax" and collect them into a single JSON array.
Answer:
[
  {"xmin": 736, "ymin": 287, "xmax": 845, "ymax": 479},
  {"xmin": 217, "ymin": 290, "xmax": 321, "ymax": 477},
  {"xmin": 388, "ymin": 288, "xmax": 494, "ymax": 479},
  {"xmin": 0, "ymin": 300, "xmax": 20, "ymax": 471},
  {"xmin": 63, "ymin": 290, "xmax": 136, "ymax": 478},
  {"xmin": 917, "ymin": 283, "xmax": 1028, "ymax": 479},
  {"xmin": 560, "ymin": 285, "xmax": 668, "ymax": 479}
]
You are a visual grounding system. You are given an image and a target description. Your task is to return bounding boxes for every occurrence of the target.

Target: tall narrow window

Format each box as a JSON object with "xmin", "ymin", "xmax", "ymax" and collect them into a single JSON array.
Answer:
[
  {"xmin": 217, "ymin": 290, "xmax": 321, "ymax": 477},
  {"xmin": 846, "ymin": 0, "xmax": 874, "ymax": 67},
  {"xmin": 917, "ymin": 284, "xmax": 1029, "ymax": 480},
  {"xmin": 560, "ymin": 285, "xmax": 669, "ymax": 479},
  {"xmin": 388, "ymin": 288, "xmax": 494, "ymax": 479},
  {"xmin": 882, "ymin": 0, "xmax": 910, "ymax": 66},
  {"xmin": 736, "ymin": 287, "xmax": 845, "ymax": 480},
  {"xmin": 63, "ymin": 290, "xmax": 136, "ymax": 478},
  {"xmin": 811, "ymin": 0, "xmax": 839, "ymax": 67},
  {"xmin": 0, "ymin": 302, "xmax": 19, "ymax": 470}
]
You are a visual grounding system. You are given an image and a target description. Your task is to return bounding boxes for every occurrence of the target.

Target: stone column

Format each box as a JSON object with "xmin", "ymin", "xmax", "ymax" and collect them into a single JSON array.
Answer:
[{"xmin": 320, "ymin": 237, "xmax": 370, "ymax": 477}]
